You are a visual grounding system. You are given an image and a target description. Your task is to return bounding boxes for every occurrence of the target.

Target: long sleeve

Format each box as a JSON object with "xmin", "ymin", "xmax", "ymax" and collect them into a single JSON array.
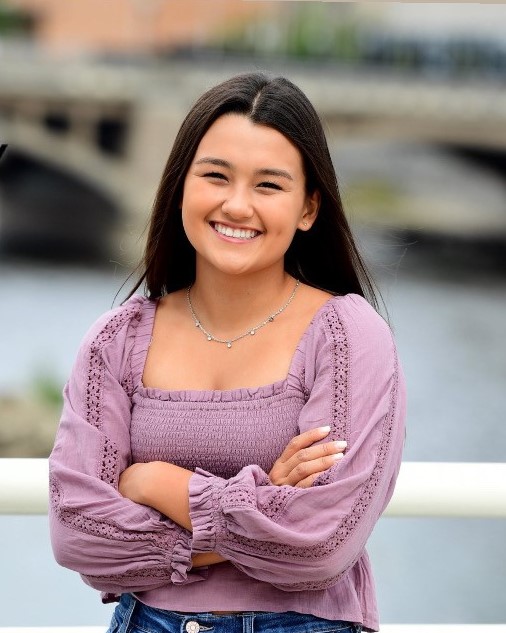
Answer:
[
  {"xmin": 49, "ymin": 297, "xmax": 203, "ymax": 597},
  {"xmin": 188, "ymin": 294, "xmax": 406, "ymax": 591}
]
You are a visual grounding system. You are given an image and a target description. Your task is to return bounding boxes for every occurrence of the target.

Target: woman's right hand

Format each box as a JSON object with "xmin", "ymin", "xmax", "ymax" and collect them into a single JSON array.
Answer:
[{"xmin": 269, "ymin": 426, "xmax": 346, "ymax": 488}]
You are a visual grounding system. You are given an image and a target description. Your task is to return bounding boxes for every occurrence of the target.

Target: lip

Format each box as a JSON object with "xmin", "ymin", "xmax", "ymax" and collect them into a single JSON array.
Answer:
[{"xmin": 209, "ymin": 221, "xmax": 262, "ymax": 243}]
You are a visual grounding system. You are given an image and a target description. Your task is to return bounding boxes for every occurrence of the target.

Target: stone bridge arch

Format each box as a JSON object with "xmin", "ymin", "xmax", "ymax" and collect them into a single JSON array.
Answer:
[
  {"xmin": 0, "ymin": 141, "xmax": 121, "ymax": 261},
  {"xmin": 1, "ymin": 58, "xmax": 506, "ymax": 261}
]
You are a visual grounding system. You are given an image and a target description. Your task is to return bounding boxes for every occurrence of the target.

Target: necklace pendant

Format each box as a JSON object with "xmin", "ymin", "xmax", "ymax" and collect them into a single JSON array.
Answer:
[{"xmin": 187, "ymin": 280, "xmax": 299, "ymax": 350}]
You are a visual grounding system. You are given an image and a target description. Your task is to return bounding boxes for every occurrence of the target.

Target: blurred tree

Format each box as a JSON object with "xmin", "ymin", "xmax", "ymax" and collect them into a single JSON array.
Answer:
[{"xmin": 0, "ymin": 3, "xmax": 34, "ymax": 35}]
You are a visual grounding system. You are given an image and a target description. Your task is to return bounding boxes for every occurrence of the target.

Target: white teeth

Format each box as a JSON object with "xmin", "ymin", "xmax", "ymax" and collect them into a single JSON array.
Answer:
[{"xmin": 213, "ymin": 223, "xmax": 259, "ymax": 240}]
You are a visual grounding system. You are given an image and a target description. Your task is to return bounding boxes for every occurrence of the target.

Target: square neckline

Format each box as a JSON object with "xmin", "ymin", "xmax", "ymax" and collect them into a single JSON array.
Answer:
[{"xmin": 132, "ymin": 293, "xmax": 345, "ymax": 401}]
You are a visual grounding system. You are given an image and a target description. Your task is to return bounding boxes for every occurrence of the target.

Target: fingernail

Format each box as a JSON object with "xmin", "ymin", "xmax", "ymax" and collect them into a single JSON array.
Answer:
[
  {"xmin": 331, "ymin": 452, "xmax": 344, "ymax": 460},
  {"xmin": 319, "ymin": 426, "xmax": 331, "ymax": 433},
  {"xmin": 334, "ymin": 441, "xmax": 347, "ymax": 449}
]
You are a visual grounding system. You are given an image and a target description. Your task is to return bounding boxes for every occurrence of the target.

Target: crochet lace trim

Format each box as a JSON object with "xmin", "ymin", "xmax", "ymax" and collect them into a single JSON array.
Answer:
[
  {"xmin": 49, "ymin": 475, "xmax": 170, "ymax": 549},
  {"xmin": 260, "ymin": 486, "xmax": 298, "ymax": 520},
  {"xmin": 51, "ymin": 302, "xmax": 155, "ymax": 543},
  {"xmin": 84, "ymin": 305, "xmax": 140, "ymax": 490},
  {"xmin": 86, "ymin": 306, "xmax": 140, "ymax": 433},
  {"xmin": 314, "ymin": 305, "xmax": 350, "ymax": 486},
  {"xmin": 86, "ymin": 566, "xmax": 170, "ymax": 583}
]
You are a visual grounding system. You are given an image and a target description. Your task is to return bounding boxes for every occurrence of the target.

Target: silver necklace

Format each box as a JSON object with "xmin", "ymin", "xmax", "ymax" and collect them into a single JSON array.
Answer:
[{"xmin": 187, "ymin": 279, "xmax": 300, "ymax": 349}]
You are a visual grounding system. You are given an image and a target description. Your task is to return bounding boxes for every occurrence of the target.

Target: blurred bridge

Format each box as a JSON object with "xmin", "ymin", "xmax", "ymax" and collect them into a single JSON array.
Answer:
[{"xmin": 1, "ymin": 55, "xmax": 506, "ymax": 259}]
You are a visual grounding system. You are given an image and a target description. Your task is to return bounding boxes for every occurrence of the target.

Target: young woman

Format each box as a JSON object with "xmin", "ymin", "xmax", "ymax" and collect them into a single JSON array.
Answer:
[{"xmin": 49, "ymin": 73, "xmax": 406, "ymax": 633}]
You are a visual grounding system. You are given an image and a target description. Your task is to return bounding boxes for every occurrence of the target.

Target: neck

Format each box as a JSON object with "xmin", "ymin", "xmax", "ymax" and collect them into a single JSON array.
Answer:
[{"xmin": 189, "ymin": 268, "xmax": 296, "ymax": 338}]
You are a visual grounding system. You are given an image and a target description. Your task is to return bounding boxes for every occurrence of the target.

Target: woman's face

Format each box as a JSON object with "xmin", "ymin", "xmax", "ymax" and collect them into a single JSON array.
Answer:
[{"xmin": 181, "ymin": 113, "xmax": 319, "ymax": 280}]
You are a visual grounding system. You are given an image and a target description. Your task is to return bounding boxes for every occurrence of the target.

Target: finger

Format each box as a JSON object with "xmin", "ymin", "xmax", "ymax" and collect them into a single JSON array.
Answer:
[
  {"xmin": 295, "ymin": 473, "xmax": 320, "ymax": 488},
  {"xmin": 285, "ymin": 452, "xmax": 343, "ymax": 487},
  {"xmin": 269, "ymin": 437, "xmax": 345, "ymax": 485},
  {"xmin": 283, "ymin": 440, "xmax": 347, "ymax": 474},
  {"xmin": 276, "ymin": 426, "xmax": 332, "ymax": 464}
]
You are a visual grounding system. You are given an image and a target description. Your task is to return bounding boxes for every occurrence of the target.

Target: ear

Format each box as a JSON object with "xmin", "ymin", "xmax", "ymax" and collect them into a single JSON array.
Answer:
[{"xmin": 298, "ymin": 189, "xmax": 320, "ymax": 231}]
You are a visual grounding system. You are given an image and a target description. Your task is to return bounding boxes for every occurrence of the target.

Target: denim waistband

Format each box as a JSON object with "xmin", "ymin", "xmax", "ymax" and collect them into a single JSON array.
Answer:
[{"xmin": 107, "ymin": 593, "xmax": 362, "ymax": 633}]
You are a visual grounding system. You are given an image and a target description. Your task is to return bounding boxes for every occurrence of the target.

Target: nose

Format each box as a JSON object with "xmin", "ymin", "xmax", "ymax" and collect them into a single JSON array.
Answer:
[{"xmin": 221, "ymin": 186, "xmax": 254, "ymax": 221}]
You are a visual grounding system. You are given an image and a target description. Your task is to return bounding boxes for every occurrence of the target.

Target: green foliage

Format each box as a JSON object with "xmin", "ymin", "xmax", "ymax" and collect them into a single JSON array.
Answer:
[
  {"xmin": 215, "ymin": 4, "xmax": 362, "ymax": 62},
  {"xmin": 0, "ymin": 5, "xmax": 34, "ymax": 35},
  {"xmin": 32, "ymin": 373, "xmax": 63, "ymax": 408},
  {"xmin": 345, "ymin": 178, "xmax": 406, "ymax": 222}
]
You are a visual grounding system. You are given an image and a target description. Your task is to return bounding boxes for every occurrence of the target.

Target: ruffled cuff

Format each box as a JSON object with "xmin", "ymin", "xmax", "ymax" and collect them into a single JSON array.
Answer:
[
  {"xmin": 96, "ymin": 531, "xmax": 206, "ymax": 595},
  {"xmin": 189, "ymin": 468, "xmax": 227, "ymax": 554},
  {"xmin": 169, "ymin": 531, "xmax": 192, "ymax": 584}
]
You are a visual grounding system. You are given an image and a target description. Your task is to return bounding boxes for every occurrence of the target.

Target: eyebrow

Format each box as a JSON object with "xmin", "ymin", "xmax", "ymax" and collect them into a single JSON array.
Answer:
[{"xmin": 194, "ymin": 157, "xmax": 294, "ymax": 181}]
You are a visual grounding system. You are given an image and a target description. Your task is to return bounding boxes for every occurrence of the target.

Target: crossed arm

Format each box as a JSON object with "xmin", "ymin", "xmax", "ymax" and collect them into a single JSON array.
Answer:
[
  {"xmin": 50, "ymin": 295, "xmax": 405, "ymax": 598},
  {"xmin": 118, "ymin": 426, "xmax": 346, "ymax": 567}
]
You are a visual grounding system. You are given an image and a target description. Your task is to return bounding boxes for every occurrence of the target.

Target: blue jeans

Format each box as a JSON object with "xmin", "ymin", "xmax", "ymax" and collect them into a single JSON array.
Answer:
[{"xmin": 107, "ymin": 594, "xmax": 362, "ymax": 633}]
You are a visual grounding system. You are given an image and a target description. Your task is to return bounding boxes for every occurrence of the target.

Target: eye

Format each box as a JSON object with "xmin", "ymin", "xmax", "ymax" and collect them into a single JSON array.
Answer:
[
  {"xmin": 204, "ymin": 171, "xmax": 227, "ymax": 181},
  {"xmin": 257, "ymin": 181, "xmax": 282, "ymax": 191}
]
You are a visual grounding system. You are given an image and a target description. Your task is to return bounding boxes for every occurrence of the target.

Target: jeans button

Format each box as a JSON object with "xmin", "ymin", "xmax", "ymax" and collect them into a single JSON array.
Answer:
[{"xmin": 186, "ymin": 621, "xmax": 200, "ymax": 633}]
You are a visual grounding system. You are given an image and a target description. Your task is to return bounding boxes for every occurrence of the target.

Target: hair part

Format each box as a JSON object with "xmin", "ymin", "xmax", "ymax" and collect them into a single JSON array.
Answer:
[{"xmin": 127, "ymin": 72, "xmax": 379, "ymax": 311}]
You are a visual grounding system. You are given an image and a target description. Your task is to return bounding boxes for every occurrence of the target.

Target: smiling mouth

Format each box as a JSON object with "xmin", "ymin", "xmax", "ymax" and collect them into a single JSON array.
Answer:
[{"xmin": 211, "ymin": 222, "xmax": 261, "ymax": 240}]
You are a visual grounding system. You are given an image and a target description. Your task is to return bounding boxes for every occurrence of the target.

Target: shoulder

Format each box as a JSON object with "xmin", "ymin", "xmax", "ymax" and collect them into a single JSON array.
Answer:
[
  {"xmin": 78, "ymin": 294, "xmax": 155, "ymax": 355},
  {"xmin": 325, "ymin": 293, "xmax": 391, "ymax": 342},
  {"xmin": 305, "ymin": 293, "xmax": 396, "ymax": 369},
  {"xmin": 294, "ymin": 292, "xmax": 397, "ymax": 394},
  {"xmin": 71, "ymin": 294, "xmax": 156, "ymax": 387}
]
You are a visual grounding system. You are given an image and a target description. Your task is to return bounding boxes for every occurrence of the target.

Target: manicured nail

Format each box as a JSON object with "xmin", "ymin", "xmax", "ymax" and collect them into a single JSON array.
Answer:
[
  {"xmin": 334, "ymin": 441, "xmax": 347, "ymax": 449},
  {"xmin": 331, "ymin": 452, "xmax": 344, "ymax": 460},
  {"xmin": 319, "ymin": 426, "xmax": 331, "ymax": 433}
]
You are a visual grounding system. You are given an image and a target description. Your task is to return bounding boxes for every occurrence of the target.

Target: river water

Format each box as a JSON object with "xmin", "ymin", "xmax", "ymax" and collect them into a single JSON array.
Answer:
[{"xmin": 0, "ymin": 256, "xmax": 505, "ymax": 626}]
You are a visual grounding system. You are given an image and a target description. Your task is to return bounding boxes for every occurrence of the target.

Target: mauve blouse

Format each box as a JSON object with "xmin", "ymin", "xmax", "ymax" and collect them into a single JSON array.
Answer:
[{"xmin": 49, "ymin": 293, "xmax": 406, "ymax": 632}]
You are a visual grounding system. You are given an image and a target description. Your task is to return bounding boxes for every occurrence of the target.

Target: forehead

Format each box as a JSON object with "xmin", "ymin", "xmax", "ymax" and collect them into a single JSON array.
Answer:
[{"xmin": 194, "ymin": 114, "xmax": 304, "ymax": 170}]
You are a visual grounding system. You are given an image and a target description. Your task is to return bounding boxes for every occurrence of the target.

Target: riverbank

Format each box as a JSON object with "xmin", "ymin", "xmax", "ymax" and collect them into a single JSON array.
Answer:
[{"xmin": 0, "ymin": 394, "xmax": 59, "ymax": 457}]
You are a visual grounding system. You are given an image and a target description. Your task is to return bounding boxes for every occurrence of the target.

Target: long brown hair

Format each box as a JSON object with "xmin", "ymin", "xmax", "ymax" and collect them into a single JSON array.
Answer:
[{"xmin": 127, "ymin": 72, "xmax": 378, "ymax": 310}]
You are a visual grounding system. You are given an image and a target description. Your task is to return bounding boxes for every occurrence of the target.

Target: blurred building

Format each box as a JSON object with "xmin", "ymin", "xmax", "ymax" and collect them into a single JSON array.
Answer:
[
  {"xmin": 1, "ymin": 0, "xmax": 279, "ymax": 56},
  {"xmin": 3, "ymin": 2, "xmax": 506, "ymax": 66},
  {"xmin": 1, "ymin": 1, "xmax": 505, "ymax": 266},
  {"xmin": 379, "ymin": 4, "xmax": 506, "ymax": 40}
]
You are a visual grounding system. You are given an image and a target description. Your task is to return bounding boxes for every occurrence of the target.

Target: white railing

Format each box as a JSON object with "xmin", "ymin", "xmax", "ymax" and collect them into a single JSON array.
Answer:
[
  {"xmin": 1, "ymin": 459, "xmax": 505, "ymax": 633},
  {"xmin": 1, "ymin": 459, "xmax": 506, "ymax": 517}
]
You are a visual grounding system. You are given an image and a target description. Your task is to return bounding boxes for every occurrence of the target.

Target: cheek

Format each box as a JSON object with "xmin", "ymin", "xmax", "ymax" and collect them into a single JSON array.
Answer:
[
  {"xmin": 181, "ymin": 210, "xmax": 204, "ymax": 254},
  {"xmin": 267, "ymin": 199, "xmax": 305, "ymax": 232},
  {"xmin": 182, "ymin": 178, "xmax": 224, "ymax": 212}
]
